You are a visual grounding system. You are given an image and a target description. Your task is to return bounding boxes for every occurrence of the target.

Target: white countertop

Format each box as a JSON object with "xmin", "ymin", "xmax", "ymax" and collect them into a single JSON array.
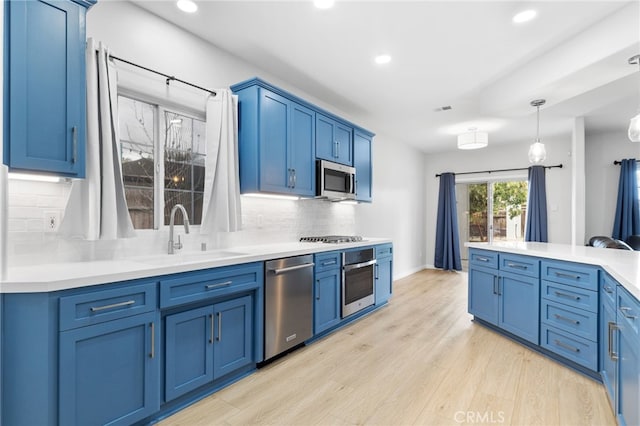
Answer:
[
  {"xmin": 467, "ymin": 241, "xmax": 640, "ymax": 300},
  {"xmin": 0, "ymin": 238, "xmax": 392, "ymax": 293}
]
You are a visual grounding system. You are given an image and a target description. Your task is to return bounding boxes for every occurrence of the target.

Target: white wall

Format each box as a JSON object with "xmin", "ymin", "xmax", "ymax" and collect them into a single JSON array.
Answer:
[
  {"xmin": 424, "ymin": 137, "xmax": 573, "ymax": 267},
  {"xmin": 585, "ymin": 129, "xmax": 640, "ymax": 239},
  {"xmin": 4, "ymin": 1, "xmax": 427, "ymax": 279}
]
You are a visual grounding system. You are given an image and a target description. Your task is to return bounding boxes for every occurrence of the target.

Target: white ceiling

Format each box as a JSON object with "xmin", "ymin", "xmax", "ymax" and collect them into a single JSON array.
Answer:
[{"xmin": 132, "ymin": 0, "xmax": 639, "ymax": 153}]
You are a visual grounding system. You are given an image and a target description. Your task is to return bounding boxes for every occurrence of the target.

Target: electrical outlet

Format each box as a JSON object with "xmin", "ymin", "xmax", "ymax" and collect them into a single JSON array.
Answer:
[{"xmin": 44, "ymin": 210, "xmax": 61, "ymax": 232}]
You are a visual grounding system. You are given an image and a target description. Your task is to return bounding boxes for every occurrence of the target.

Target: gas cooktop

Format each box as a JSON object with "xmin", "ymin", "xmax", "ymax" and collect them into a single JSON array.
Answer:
[{"xmin": 300, "ymin": 235, "xmax": 364, "ymax": 244}]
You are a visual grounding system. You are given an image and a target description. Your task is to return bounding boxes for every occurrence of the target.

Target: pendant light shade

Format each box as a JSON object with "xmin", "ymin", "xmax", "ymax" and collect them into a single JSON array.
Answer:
[
  {"xmin": 457, "ymin": 128, "xmax": 488, "ymax": 150},
  {"xmin": 629, "ymin": 55, "xmax": 640, "ymax": 142},
  {"xmin": 528, "ymin": 99, "xmax": 546, "ymax": 164}
]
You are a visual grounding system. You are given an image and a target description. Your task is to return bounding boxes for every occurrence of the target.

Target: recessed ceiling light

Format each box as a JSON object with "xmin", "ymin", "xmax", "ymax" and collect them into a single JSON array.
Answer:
[
  {"xmin": 314, "ymin": 0, "xmax": 335, "ymax": 10},
  {"xmin": 375, "ymin": 54, "xmax": 391, "ymax": 65},
  {"xmin": 512, "ymin": 9, "xmax": 537, "ymax": 24},
  {"xmin": 177, "ymin": 0, "xmax": 198, "ymax": 14}
]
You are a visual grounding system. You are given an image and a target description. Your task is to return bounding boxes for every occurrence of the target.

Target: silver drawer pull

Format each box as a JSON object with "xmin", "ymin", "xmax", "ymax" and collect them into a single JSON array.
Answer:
[
  {"xmin": 608, "ymin": 322, "xmax": 620, "ymax": 361},
  {"xmin": 476, "ymin": 256, "xmax": 490, "ymax": 262},
  {"xmin": 217, "ymin": 312, "xmax": 222, "ymax": 342},
  {"xmin": 554, "ymin": 291, "xmax": 580, "ymax": 301},
  {"xmin": 322, "ymin": 260, "xmax": 337, "ymax": 266},
  {"xmin": 209, "ymin": 314, "xmax": 214, "ymax": 344},
  {"xmin": 507, "ymin": 263, "xmax": 527, "ymax": 270},
  {"xmin": 554, "ymin": 314, "xmax": 580, "ymax": 325},
  {"xmin": 554, "ymin": 339, "xmax": 580, "ymax": 353},
  {"xmin": 90, "ymin": 300, "xmax": 135, "ymax": 312},
  {"xmin": 555, "ymin": 272, "xmax": 580, "ymax": 280},
  {"xmin": 620, "ymin": 307, "xmax": 638, "ymax": 320},
  {"xmin": 271, "ymin": 263, "xmax": 315, "ymax": 275},
  {"xmin": 603, "ymin": 285, "xmax": 614, "ymax": 294},
  {"xmin": 206, "ymin": 281, "xmax": 233, "ymax": 290}
]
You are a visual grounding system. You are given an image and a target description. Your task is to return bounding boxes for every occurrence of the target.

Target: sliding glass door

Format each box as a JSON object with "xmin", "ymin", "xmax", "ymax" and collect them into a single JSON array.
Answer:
[{"xmin": 458, "ymin": 180, "xmax": 528, "ymax": 260}]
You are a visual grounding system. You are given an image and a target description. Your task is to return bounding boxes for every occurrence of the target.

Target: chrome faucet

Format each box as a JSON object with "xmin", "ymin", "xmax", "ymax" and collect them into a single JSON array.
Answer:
[{"xmin": 168, "ymin": 204, "xmax": 190, "ymax": 254}]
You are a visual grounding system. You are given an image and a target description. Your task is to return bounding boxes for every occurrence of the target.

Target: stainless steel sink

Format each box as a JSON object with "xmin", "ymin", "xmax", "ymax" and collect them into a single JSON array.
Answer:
[{"xmin": 137, "ymin": 250, "xmax": 248, "ymax": 266}]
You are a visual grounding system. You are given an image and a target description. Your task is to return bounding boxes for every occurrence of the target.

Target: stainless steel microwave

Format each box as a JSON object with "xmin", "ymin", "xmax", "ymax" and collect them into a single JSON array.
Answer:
[{"xmin": 317, "ymin": 160, "xmax": 356, "ymax": 201}]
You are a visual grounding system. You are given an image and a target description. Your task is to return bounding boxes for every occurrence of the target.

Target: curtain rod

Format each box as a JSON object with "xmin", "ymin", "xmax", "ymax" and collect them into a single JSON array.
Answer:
[
  {"xmin": 614, "ymin": 160, "xmax": 640, "ymax": 165},
  {"xmin": 109, "ymin": 54, "xmax": 217, "ymax": 96},
  {"xmin": 435, "ymin": 164, "xmax": 563, "ymax": 178}
]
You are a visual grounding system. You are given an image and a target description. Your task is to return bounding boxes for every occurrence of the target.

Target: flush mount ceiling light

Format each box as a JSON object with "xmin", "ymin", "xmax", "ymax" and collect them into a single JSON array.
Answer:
[
  {"xmin": 374, "ymin": 54, "xmax": 392, "ymax": 65},
  {"xmin": 528, "ymin": 99, "xmax": 547, "ymax": 164},
  {"xmin": 457, "ymin": 128, "xmax": 488, "ymax": 150},
  {"xmin": 512, "ymin": 9, "xmax": 537, "ymax": 24},
  {"xmin": 628, "ymin": 54, "xmax": 640, "ymax": 142},
  {"xmin": 314, "ymin": 0, "xmax": 335, "ymax": 9},
  {"xmin": 176, "ymin": 0, "xmax": 197, "ymax": 13}
]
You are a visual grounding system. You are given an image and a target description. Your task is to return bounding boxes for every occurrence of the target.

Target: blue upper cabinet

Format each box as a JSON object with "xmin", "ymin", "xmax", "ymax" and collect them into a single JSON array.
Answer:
[
  {"xmin": 232, "ymin": 79, "xmax": 315, "ymax": 197},
  {"xmin": 353, "ymin": 129, "xmax": 373, "ymax": 202},
  {"xmin": 4, "ymin": 0, "xmax": 94, "ymax": 177},
  {"xmin": 316, "ymin": 113, "xmax": 353, "ymax": 166}
]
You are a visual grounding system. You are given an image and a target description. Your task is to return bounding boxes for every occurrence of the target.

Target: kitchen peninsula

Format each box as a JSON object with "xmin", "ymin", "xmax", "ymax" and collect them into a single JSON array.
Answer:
[{"xmin": 467, "ymin": 241, "xmax": 640, "ymax": 426}]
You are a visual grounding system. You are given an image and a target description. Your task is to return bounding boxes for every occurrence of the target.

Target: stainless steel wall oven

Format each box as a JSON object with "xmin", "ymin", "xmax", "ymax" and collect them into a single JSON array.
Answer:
[{"xmin": 342, "ymin": 248, "xmax": 376, "ymax": 317}]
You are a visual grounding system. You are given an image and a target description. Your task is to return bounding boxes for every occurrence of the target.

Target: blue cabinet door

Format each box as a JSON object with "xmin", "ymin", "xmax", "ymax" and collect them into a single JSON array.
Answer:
[
  {"xmin": 314, "ymin": 269, "xmax": 341, "ymax": 334},
  {"xmin": 499, "ymin": 271, "xmax": 539, "ymax": 344},
  {"xmin": 290, "ymin": 103, "xmax": 316, "ymax": 196},
  {"xmin": 468, "ymin": 266, "xmax": 499, "ymax": 324},
  {"xmin": 213, "ymin": 295, "xmax": 254, "ymax": 379},
  {"xmin": 165, "ymin": 306, "xmax": 214, "ymax": 401},
  {"xmin": 59, "ymin": 311, "xmax": 160, "ymax": 426},
  {"xmin": 375, "ymin": 257, "xmax": 392, "ymax": 305},
  {"xmin": 354, "ymin": 130, "xmax": 372, "ymax": 202},
  {"xmin": 316, "ymin": 114, "xmax": 353, "ymax": 166},
  {"xmin": 5, "ymin": 0, "xmax": 86, "ymax": 177},
  {"xmin": 601, "ymin": 299, "xmax": 618, "ymax": 412},
  {"xmin": 259, "ymin": 89, "xmax": 290, "ymax": 193},
  {"xmin": 619, "ymin": 320, "xmax": 640, "ymax": 426}
]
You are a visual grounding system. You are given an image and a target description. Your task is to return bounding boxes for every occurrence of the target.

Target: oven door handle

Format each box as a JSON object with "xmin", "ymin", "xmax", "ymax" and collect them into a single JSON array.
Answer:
[{"xmin": 343, "ymin": 259, "xmax": 377, "ymax": 271}]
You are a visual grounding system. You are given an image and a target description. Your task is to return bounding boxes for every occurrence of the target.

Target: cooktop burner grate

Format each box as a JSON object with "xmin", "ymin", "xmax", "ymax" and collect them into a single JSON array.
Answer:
[{"xmin": 300, "ymin": 235, "xmax": 364, "ymax": 244}]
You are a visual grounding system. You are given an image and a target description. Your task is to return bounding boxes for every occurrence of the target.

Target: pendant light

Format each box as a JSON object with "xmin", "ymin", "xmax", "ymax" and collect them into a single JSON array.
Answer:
[
  {"xmin": 628, "ymin": 55, "xmax": 640, "ymax": 142},
  {"xmin": 528, "ymin": 99, "xmax": 546, "ymax": 164},
  {"xmin": 457, "ymin": 127, "xmax": 488, "ymax": 150}
]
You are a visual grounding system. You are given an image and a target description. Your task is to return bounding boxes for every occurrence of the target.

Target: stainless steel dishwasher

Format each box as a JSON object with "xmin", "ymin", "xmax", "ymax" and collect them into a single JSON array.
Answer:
[{"xmin": 264, "ymin": 255, "xmax": 314, "ymax": 360}]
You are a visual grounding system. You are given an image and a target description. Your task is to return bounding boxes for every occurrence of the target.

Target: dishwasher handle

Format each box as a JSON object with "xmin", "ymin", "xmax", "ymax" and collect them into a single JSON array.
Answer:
[{"xmin": 270, "ymin": 262, "xmax": 315, "ymax": 275}]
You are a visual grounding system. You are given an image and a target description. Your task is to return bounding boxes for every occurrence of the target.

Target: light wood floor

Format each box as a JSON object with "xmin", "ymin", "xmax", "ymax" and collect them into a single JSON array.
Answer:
[{"xmin": 160, "ymin": 269, "xmax": 616, "ymax": 426}]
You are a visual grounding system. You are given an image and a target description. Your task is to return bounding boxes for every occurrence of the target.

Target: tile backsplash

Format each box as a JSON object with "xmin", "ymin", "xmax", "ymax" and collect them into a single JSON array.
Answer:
[{"xmin": 7, "ymin": 179, "xmax": 356, "ymax": 267}]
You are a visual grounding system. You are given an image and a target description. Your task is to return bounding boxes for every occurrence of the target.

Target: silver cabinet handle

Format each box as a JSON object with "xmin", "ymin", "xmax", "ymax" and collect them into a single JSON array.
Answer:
[
  {"xmin": 507, "ymin": 262, "xmax": 527, "ymax": 270},
  {"xmin": 71, "ymin": 126, "xmax": 78, "ymax": 164},
  {"xmin": 149, "ymin": 322, "xmax": 155, "ymax": 359},
  {"xmin": 603, "ymin": 285, "xmax": 614, "ymax": 294},
  {"xmin": 493, "ymin": 276, "xmax": 498, "ymax": 295},
  {"xmin": 209, "ymin": 314, "xmax": 214, "ymax": 344},
  {"xmin": 271, "ymin": 263, "xmax": 315, "ymax": 275},
  {"xmin": 316, "ymin": 279, "xmax": 321, "ymax": 301},
  {"xmin": 337, "ymin": 141, "xmax": 340, "ymax": 158},
  {"xmin": 375, "ymin": 264, "xmax": 379, "ymax": 280},
  {"xmin": 555, "ymin": 271, "xmax": 580, "ymax": 280},
  {"xmin": 620, "ymin": 307, "xmax": 638, "ymax": 320},
  {"xmin": 216, "ymin": 312, "xmax": 222, "ymax": 342},
  {"xmin": 608, "ymin": 321, "xmax": 619, "ymax": 361},
  {"xmin": 292, "ymin": 169, "xmax": 296, "ymax": 188},
  {"xmin": 476, "ymin": 256, "xmax": 490, "ymax": 262},
  {"xmin": 554, "ymin": 339, "xmax": 580, "ymax": 353},
  {"xmin": 206, "ymin": 281, "xmax": 233, "ymax": 290},
  {"xmin": 554, "ymin": 291, "xmax": 580, "ymax": 301},
  {"xmin": 333, "ymin": 140, "xmax": 339, "ymax": 158},
  {"xmin": 343, "ymin": 259, "xmax": 376, "ymax": 272},
  {"xmin": 554, "ymin": 314, "xmax": 580, "ymax": 325},
  {"xmin": 90, "ymin": 300, "xmax": 135, "ymax": 312}
]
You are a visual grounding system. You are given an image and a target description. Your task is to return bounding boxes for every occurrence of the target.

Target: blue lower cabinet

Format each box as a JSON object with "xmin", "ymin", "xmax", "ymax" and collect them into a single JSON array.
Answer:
[
  {"xmin": 165, "ymin": 306, "xmax": 214, "ymax": 401},
  {"xmin": 314, "ymin": 269, "xmax": 341, "ymax": 334},
  {"xmin": 600, "ymin": 298, "xmax": 618, "ymax": 412},
  {"xmin": 499, "ymin": 272, "xmax": 539, "ymax": 344},
  {"xmin": 213, "ymin": 295, "xmax": 254, "ymax": 379},
  {"xmin": 618, "ymin": 287, "xmax": 640, "ymax": 426},
  {"xmin": 375, "ymin": 256, "xmax": 393, "ymax": 305},
  {"xmin": 468, "ymin": 266, "xmax": 499, "ymax": 324},
  {"xmin": 59, "ymin": 311, "xmax": 160, "ymax": 426}
]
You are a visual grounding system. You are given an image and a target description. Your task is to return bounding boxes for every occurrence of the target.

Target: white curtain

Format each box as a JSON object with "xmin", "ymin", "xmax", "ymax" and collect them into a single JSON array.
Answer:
[
  {"xmin": 59, "ymin": 39, "xmax": 135, "ymax": 240},
  {"xmin": 200, "ymin": 90, "xmax": 242, "ymax": 233}
]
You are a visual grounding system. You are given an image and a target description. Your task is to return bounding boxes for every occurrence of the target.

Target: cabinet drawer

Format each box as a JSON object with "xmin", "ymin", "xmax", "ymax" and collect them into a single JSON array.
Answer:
[
  {"xmin": 542, "ymin": 280, "xmax": 598, "ymax": 313},
  {"xmin": 541, "ymin": 325, "xmax": 598, "ymax": 371},
  {"xmin": 541, "ymin": 299, "xmax": 597, "ymax": 341},
  {"xmin": 600, "ymin": 272, "xmax": 617, "ymax": 308},
  {"xmin": 314, "ymin": 251, "xmax": 341, "ymax": 273},
  {"xmin": 618, "ymin": 287, "xmax": 640, "ymax": 337},
  {"xmin": 469, "ymin": 249, "xmax": 498, "ymax": 269},
  {"xmin": 375, "ymin": 244, "xmax": 393, "ymax": 259},
  {"xmin": 60, "ymin": 282, "xmax": 157, "ymax": 331},
  {"xmin": 541, "ymin": 260, "xmax": 598, "ymax": 291},
  {"xmin": 160, "ymin": 262, "xmax": 262, "ymax": 309},
  {"xmin": 499, "ymin": 254, "xmax": 539, "ymax": 278}
]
